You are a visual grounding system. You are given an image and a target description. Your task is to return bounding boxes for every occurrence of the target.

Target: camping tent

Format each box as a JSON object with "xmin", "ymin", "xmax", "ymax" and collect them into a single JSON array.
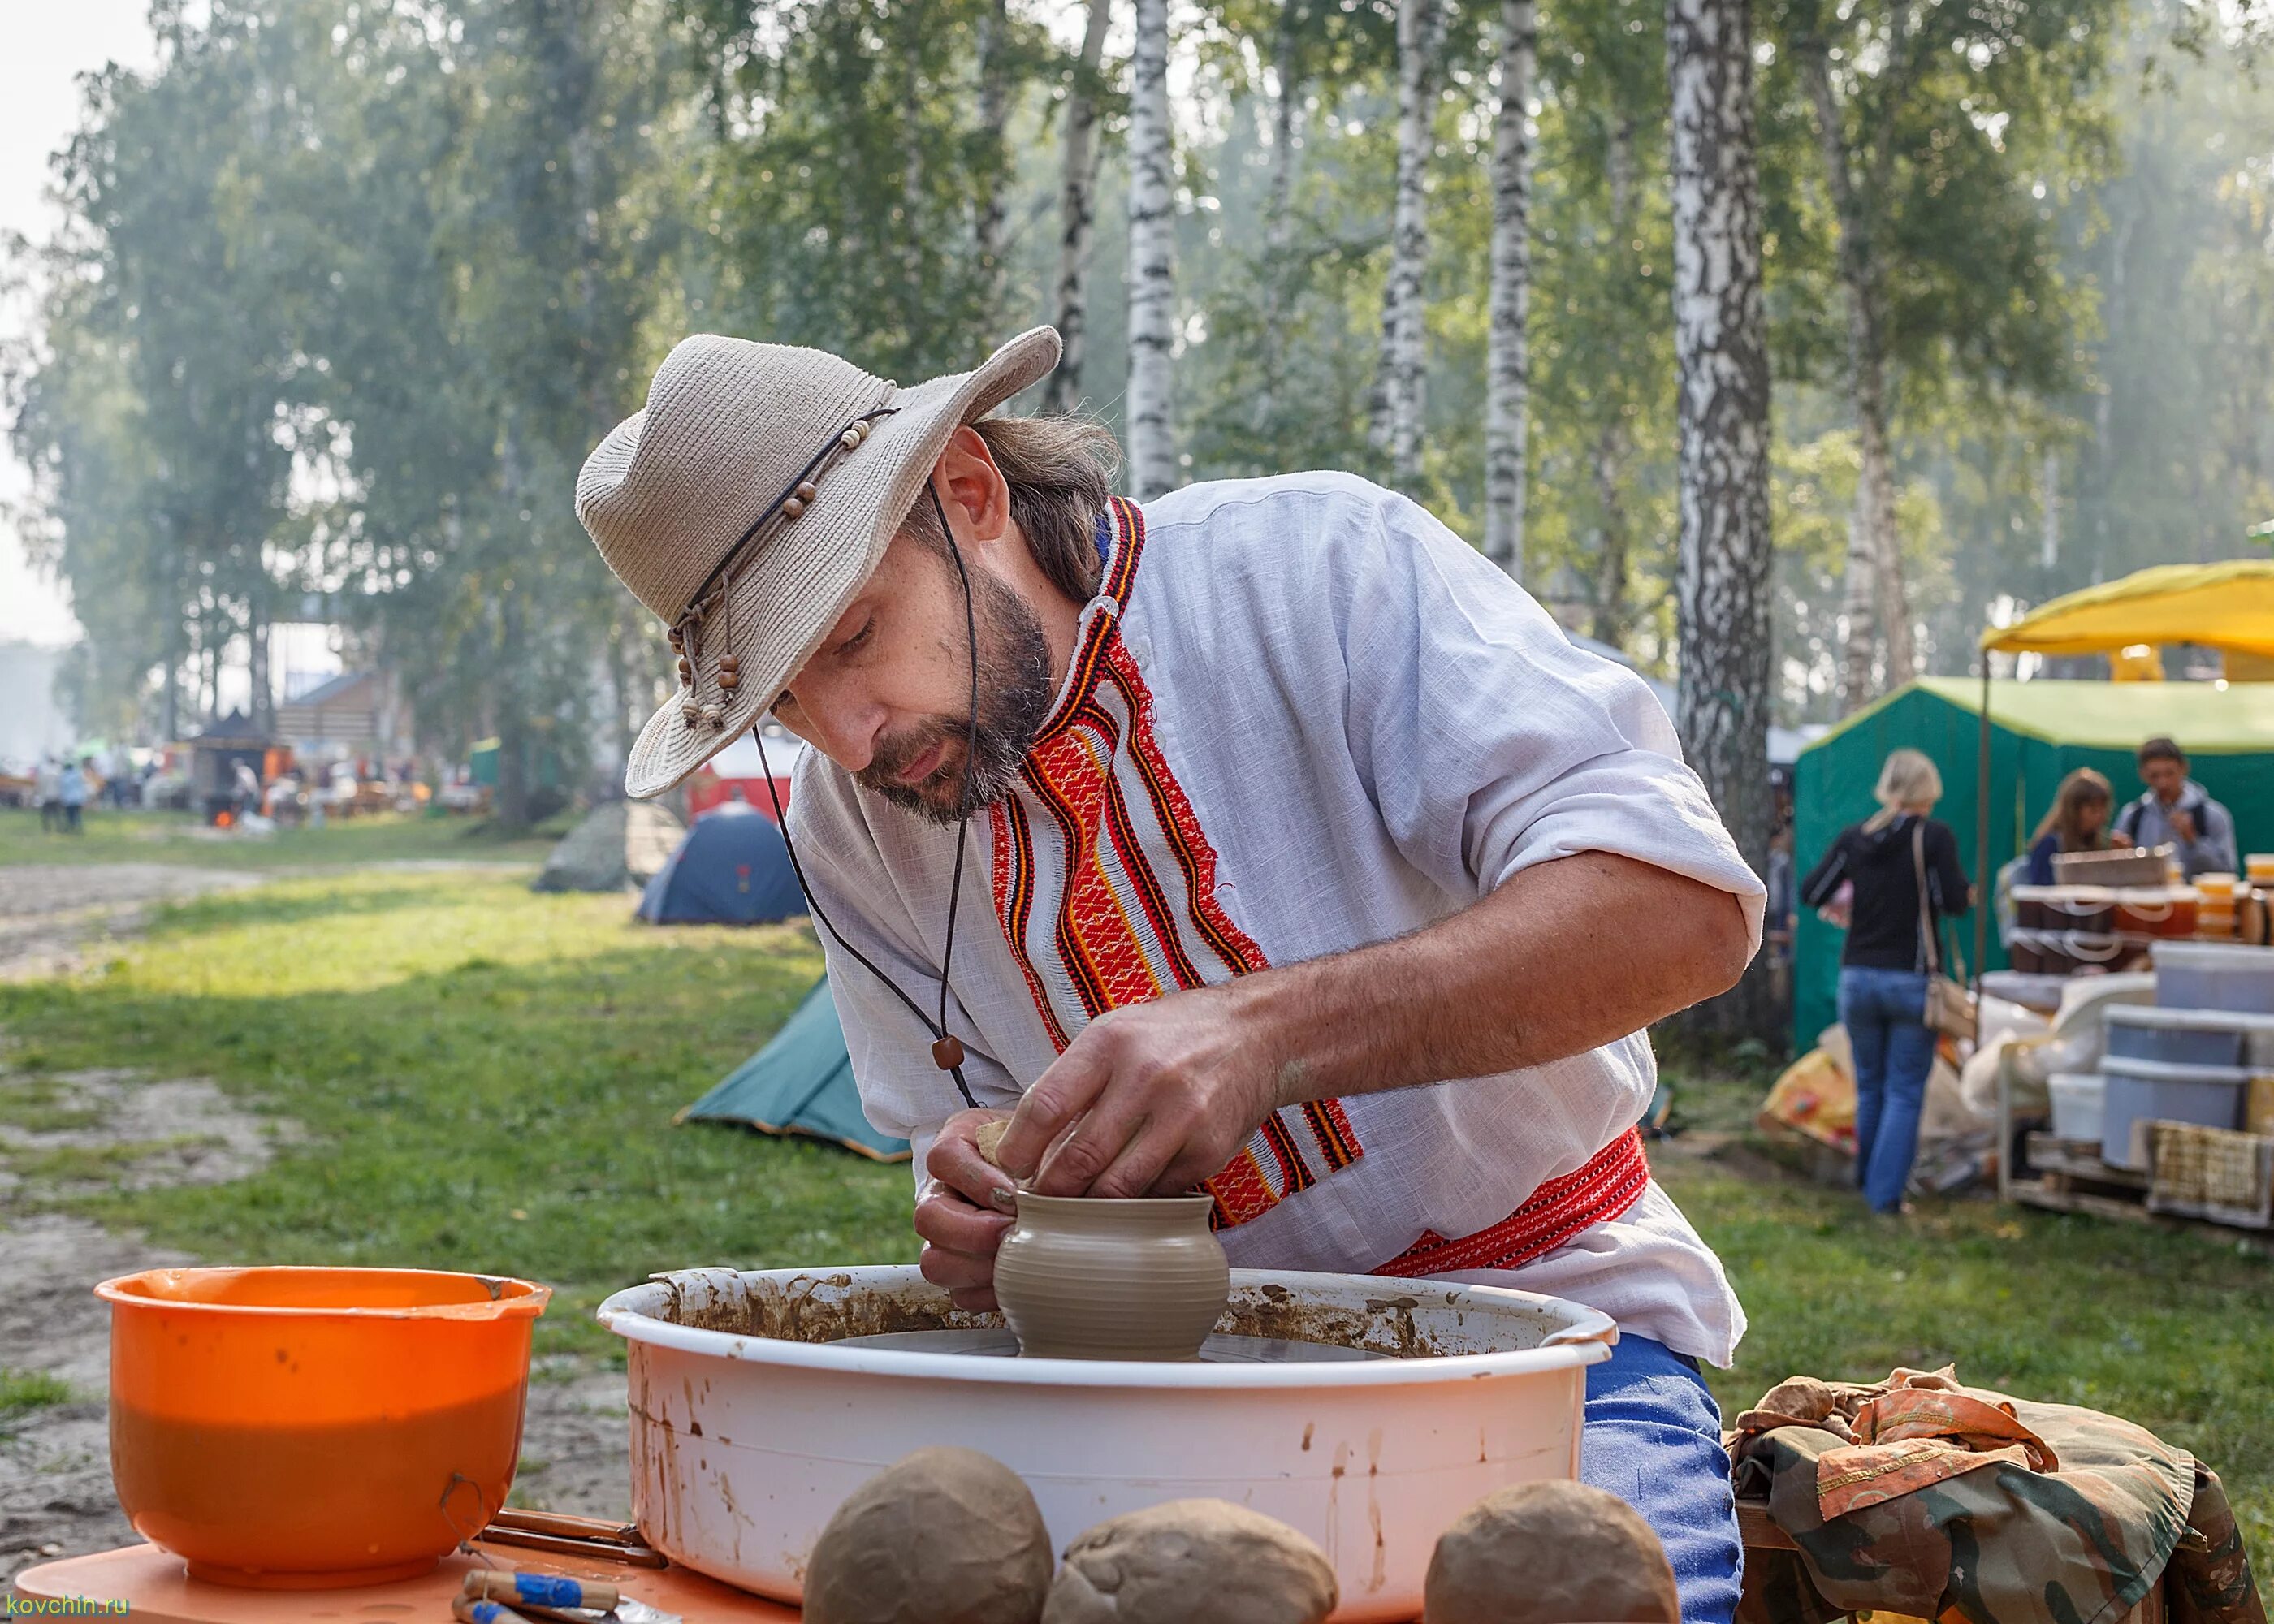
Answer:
[
  {"xmin": 635, "ymin": 800, "xmax": 808, "ymax": 924},
  {"xmin": 533, "ymin": 800, "xmax": 684, "ymax": 892},
  {"xmin": 678, "ymin": 977, "xmax": 910, "ymax": 1161},
  {"xmin": 1792, "ymin": 677, "xmax": 2274, "ymax": 1047}
]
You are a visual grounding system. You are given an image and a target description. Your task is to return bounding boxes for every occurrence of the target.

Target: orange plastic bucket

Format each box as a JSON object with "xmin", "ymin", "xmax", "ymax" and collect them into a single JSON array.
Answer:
[{"xmin": 96, "ymin": 1266, "xmax": 550, "ymax": 1587}]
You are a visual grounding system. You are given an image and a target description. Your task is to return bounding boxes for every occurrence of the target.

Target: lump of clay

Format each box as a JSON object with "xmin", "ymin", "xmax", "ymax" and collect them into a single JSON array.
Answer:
[
  {"xmin": 1042, "ymin": 1499, "xmax": 1337, "ymax": 1624},
  {"xmin": 976, "ymin": 1118, "xmax": 1013, "ymax": 1168},
  {"xmin": 1424, "ymin": 1481, "xmax": 1679, "ymax": 1624},
  {"xmin": 803, "ymin": 1447, "xmax": 1052, "ymax": 1624}
]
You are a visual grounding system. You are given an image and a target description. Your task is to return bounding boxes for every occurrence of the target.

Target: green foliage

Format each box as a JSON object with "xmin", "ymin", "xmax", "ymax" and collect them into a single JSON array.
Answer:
[{"xmin": 11, "ymin": 0, "xmax": 2274, "ymax": 751}]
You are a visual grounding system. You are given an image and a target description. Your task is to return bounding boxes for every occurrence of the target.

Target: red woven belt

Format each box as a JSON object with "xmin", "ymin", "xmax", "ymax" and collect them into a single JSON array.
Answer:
[{"xmin": 1372, "ymin": 1126, "xmax": 1651, "ymax": 1278}]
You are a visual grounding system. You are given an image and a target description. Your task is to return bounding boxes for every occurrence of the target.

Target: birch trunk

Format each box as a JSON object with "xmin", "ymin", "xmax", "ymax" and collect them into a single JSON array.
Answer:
[
  {"xmin": 1481, "ymin": 0, "xmax": 1536, "ymax": 577},
  {"xmin": 1667, "ymin": 0, "xmax": 1775, "ymax": 922},
  {"xmin": 1043, "ymin": 0, "xmax": 1114, "ymax": 415},
  {"xmin": 1258, "ymin": 1, "xmax": 1303, "ymax": 426},
  {"xmin": 975, "ymin": 0, "xmax": 1011, "ymax": 328},
  {"xmin": 1373, "ymin": 0, "xmax": 1441, "ymax": 492},
  {"xmin": 1590, "ymin": 418, "xmax": 1632, "ymax": 650},
  {"xmin": 1125, "ymin": 0, "xmax": 1178, "ymax": 498},
  {"xmin": 1804, "ymin": 47, "xmax": 1913, "ymax": 706}
]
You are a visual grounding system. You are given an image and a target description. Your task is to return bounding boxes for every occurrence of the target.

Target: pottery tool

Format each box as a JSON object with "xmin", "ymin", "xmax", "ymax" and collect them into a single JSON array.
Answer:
[
  {"xmin": 454, "ymin": 1596, "xmax": 540, "ymax": 1624},
  {"xmin": 476, "ymin": 1508, "xmax": 668, "ymax": 1568},
  {"xmin": 460, "ymin": 1569, "xmax": 684, "ymax": 1624}
]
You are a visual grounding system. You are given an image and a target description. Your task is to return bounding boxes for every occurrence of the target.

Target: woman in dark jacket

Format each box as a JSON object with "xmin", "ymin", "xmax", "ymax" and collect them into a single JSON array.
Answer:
[
  {"xmin": 1800, "ymin": 749, "xmax": 1973, "ymax": 1215},
  {"xmin": 2024, "ymin": 768, "xmax": 2112, "ymax": 886}
]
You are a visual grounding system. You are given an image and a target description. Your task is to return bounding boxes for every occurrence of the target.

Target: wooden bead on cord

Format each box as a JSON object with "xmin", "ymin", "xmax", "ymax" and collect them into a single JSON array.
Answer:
[{"xmin": 931, "ymin": 1035, "xmax": 965, "ymax": 1072}]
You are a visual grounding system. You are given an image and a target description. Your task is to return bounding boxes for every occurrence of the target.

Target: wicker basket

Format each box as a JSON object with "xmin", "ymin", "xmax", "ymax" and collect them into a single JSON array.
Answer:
[{"xmin": 2146, "ymin": 1123, "xmax": 2274, "ymax": 1229}]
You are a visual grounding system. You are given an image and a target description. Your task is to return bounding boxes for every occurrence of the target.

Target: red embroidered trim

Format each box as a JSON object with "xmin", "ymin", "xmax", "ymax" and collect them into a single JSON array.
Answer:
[
  {"xmin": 982, "ymin": 495, "xmax": 1368, "ymax": 1232},
  {"xmin": 1372, "ymin": 1128, "xmax": 1650, "ymax": 1277}
]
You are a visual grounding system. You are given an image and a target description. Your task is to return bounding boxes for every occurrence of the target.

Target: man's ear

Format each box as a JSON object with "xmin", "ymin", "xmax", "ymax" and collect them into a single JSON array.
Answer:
[{"xmin": 934, "ymin": 425, "xmax": 1013, "ymax": 552}]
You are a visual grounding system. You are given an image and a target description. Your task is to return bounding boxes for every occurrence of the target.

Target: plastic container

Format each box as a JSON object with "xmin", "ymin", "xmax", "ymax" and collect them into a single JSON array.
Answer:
[
  {"xmin": 2047, "ymin": 1073, "xmax": 2106, "ymax": 1143},
  {"xmin": 2012, "ymin": 885, "xmax": 2116, "ymax": 935},
  {"xmin": 2247, "ymin": 854, "xmax": 2274, "ymax": 886},
  {"xmin": 2099, "ymin": 1055, "xmax": 2250, "ymax": 1169},
  {"xmin": 2154, "ymin": 939, "xmax": 2274, "ymax": 1013},
  {"xmin": 2111, "ymin": 888, "xmax": 2199, "ymax": 939},
  {"xmin": 96, "ymin": 1267, "xmax": 548, "ymax": 1587},
  {"xmin": 2009, "ymin": 928, "xmax": 2151, "ymax": 975},
  {"xmin": 2103, "ymin": 1004, "xmax": 2273, "ymax": 1069},
  {"xmin": 2198, "ymin": 872, "xmax": 2240, "ymax": 901}
]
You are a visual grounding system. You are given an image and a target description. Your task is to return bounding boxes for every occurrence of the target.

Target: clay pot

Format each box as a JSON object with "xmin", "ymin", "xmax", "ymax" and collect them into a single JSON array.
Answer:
[{"xmin": 993, "ymin": 1193, "xmax": 1228, "ymax": 1361}]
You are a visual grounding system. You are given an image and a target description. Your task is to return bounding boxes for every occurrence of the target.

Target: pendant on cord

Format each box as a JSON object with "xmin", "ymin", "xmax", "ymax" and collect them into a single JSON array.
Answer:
[{"xmin": 931, "ymin": 1035, "xmax": 966, "ymax": 1072}]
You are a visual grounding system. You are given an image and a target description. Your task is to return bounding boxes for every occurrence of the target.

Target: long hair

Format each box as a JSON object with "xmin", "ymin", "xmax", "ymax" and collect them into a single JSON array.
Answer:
[
  {"xmin": 897, "ymin": 415, "xmax": 1122, "ymax": 603},
  {"xmin": 1862, "ymin": 749, "xmax": 1943, "ymax": 833},
  {"xmin": 2033, "ymin": 767, "xmax": 2112, "ymax": 851}
]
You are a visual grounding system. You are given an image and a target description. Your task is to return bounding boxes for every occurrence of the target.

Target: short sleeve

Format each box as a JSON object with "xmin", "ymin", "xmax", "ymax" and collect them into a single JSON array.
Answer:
[{"xmin": 1336, "ymin": 489, "xmax": 1766, "ymax": 942}]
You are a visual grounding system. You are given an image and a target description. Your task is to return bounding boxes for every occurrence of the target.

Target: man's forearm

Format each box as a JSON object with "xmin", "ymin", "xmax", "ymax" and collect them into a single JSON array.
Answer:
[{"xmin": 1225, "ymin": 850, "xmax": 1755, "ymax": 1109}]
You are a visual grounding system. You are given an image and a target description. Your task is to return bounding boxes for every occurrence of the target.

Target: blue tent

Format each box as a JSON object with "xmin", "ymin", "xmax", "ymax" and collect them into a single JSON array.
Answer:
[
  {"xmin": 678, "ymin": 977, "xmax": 910, "ymax": 1161},
  {"xmin": 635, "ymin": 801, "xmax": 807, "ymax": 925}
]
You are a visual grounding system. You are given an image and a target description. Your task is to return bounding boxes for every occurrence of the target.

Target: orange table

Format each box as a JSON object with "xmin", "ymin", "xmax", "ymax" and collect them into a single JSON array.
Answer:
[{"xmin": 12, "ymin": 1544, "xmax": 800, "ymax": 1622}]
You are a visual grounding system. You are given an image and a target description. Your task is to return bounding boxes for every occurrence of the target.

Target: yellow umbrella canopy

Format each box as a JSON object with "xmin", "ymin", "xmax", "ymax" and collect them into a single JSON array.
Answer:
[{"xmin": 1981, "ymin": 559, "xmax": 2274, "ymax": 659}]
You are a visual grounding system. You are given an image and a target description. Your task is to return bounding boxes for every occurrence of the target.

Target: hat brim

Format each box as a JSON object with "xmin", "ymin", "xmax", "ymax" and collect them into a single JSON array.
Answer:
[{"xmin": 623, "ymin": 326, "xmax": 1061, "ymax": 800}]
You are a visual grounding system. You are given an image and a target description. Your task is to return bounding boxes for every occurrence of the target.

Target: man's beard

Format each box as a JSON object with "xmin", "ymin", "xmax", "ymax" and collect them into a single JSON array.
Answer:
[{"xmin": 856, "ymin": 568, "xmax": 1057, "ymax": 825}]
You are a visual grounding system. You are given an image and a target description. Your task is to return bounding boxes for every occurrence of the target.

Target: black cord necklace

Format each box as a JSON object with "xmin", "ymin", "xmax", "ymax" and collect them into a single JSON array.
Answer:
[{"xmin": 754, "ymin": 480, "xmax": 985, "ymax": 1111}]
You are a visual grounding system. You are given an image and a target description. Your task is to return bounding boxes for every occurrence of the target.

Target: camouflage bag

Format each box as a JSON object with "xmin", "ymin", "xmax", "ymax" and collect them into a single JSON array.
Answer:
[{"xmin": 1729, "ymin": 1369, "xmax": 2263, "ymax": 1624}]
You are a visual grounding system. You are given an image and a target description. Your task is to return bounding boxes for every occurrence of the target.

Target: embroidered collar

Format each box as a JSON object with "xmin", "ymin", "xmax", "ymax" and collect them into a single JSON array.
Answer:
[{"xmin": 1031, "ymin": 497, "xmax": 1145, "ymax": 745}]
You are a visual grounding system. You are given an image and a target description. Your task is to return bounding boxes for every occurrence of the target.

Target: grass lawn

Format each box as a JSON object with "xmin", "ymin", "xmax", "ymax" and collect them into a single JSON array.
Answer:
[
  {"xmin": 0, "ymin": 869, "xmax": 914, "ymax": 1361},
  {"xmin": 0, "ymin": 805, "xmax": 562, "ymax": 869},
  {"xmin": 1, "ymin": 862, "xmax": 2268, "ymax": 1574}
]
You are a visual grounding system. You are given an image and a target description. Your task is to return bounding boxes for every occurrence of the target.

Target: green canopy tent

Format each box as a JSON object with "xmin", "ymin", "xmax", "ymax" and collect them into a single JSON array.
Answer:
[
  {"xmin": 677, "ymin": 977, "xmax": 911, "ymax": 1162},
  {"xmin": 1792, "ymin": 677, "xmax": 2274, "ymax": 1048}
]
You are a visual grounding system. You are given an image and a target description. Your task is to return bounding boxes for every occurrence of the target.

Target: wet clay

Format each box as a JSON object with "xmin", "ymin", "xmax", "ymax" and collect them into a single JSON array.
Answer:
[
  {"xmin": 992, "ymin": 1193, "xmax": 1229, "ymax": 1361},
  {"xmin": 802, "ymin": 1446, "xmax": 1052, "ymax": 1624},
  {"xmin": 1041, "ymin": 1498, "xmax": 1338, "ymax": 1624},
  {"xmin": 1423, "ymin": 1481, "xmax": 1680, "ymax": 1624},
  {"xmin": 110, "ymin": 1384, "xmax": 525, "ymax": 1586}
]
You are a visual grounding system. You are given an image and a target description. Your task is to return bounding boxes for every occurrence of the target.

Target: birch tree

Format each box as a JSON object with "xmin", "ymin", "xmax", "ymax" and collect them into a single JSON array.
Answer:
[
  {"xmin": 1126, "ymin": 0, "xmax": 1178, "ymax": 497},
  {"xmin": 1373, "ymin": 0, "xmax": 1443, "ymax": 493},
  {"xmin": 975, "ymin": 0, "xmax": 1014, "ymax": 326},
  {"xmin": 1044, "ymin": 0, "xmax": 1116, "ymax": 414},
  {"xmin": 1667, "ymin": 0, "xmax": 1775, "ymax": 917},
  {"xmin": 1481, "ymin": 0, "xmax": 1537, "ymax": 577},
  {"xmin": 1768, "ymin": 0, "xmax": 2112, "ymax": 708}
]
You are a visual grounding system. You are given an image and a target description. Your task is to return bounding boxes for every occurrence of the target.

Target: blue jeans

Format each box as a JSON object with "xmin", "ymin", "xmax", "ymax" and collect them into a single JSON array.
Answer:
[
  {"xmin": 1582, "ymin": 1333, "xmax": 1741, "ymax": 1624},
  {"xmin": 1837, "ymin": 965, "xmax": 1934, "ymax": 1212}
]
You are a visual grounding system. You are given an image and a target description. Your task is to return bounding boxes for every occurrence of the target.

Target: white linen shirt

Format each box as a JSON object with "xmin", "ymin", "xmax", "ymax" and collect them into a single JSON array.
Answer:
[{"xmin": 789, "ymin": 472, "xmax": 1764, "ymax": 1365}]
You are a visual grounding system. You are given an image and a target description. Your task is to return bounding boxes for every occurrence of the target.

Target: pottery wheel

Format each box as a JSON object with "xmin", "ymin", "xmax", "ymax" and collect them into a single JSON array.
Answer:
[{"xmin": 831, "ymin": 1328, "xmax": 1394, "ymax": 1363}]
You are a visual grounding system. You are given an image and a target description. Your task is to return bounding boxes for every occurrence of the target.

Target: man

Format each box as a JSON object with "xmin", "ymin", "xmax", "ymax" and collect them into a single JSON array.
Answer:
[
  {"xmin": 2114, "ymin": 737, "xmax": 2236, "ymax": 879},
  {"xmin": 577, "ymin": 329, "xmax": 1764, "ymax": 1622}
]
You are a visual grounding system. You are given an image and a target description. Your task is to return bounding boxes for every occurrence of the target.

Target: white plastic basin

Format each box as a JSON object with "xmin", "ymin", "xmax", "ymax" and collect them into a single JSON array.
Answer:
[{"xmin": 598, "ymin": 1264, "xmax": 1616, "ymax": 1623}]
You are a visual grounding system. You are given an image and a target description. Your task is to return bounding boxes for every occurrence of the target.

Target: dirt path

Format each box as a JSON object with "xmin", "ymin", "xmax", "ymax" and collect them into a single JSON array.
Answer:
[
  {"xmin": 0, "ymin": 866, "xmax": 632, "ymax": 1584},
  {"xmin": 0, "ymin": 864, "xmax": 264, "ymax": 983}
]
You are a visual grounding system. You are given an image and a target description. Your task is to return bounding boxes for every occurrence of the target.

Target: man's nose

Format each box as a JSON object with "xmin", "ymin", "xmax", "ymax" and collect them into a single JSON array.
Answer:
[{"xmin": 786, "ymin": 685, "xmax": 887, "ymax": 774}]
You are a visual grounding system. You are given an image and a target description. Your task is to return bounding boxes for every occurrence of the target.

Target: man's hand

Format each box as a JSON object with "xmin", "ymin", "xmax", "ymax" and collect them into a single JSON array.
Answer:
[
  {"xmin": 990, "ymin": 989, "xmax": 1282, "ymax": 1199},
  {"xmin": 2171, "ymin": 806, "xmax": 2198, "ymax": 844},
  {"xmin": 914, "ymin": 1108, "xmax": 1018, "ymax": 1311}
]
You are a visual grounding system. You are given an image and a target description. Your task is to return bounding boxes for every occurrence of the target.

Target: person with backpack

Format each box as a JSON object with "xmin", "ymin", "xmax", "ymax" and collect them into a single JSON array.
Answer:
[
  {"xmin": 2114, "ymin": 737, "xmax": 2236, "ymax": 880},
  {"xmin": 1799, "ymin": 749, "xmax": 1973, "ymax": 1216}
]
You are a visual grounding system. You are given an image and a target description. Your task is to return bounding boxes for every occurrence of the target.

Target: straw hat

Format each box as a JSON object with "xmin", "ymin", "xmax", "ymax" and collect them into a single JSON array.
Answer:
[{"xmin": 577, "ymin": 326, "xmax": 1062, "ymax": 799}]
